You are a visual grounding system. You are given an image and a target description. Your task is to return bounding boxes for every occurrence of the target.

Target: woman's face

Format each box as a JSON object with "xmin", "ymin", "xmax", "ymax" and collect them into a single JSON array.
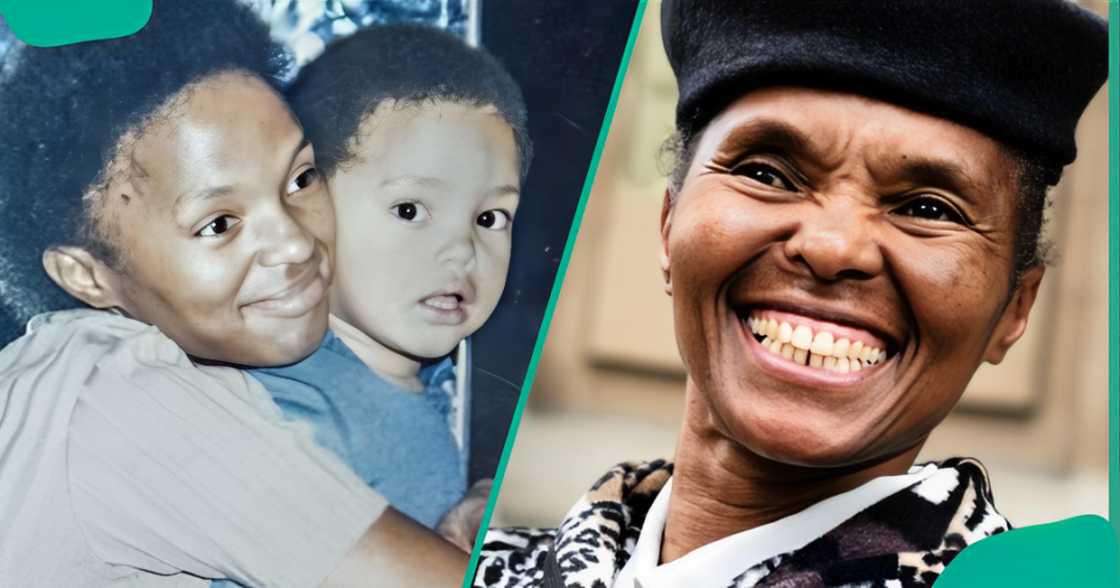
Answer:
[
  {"xmin": 96, "ymin": 72, "xmax": 334, "ymax": 366},
  {"xmin": 662, "ymin": 86, "xmax": 1042, "ymax": 467}
]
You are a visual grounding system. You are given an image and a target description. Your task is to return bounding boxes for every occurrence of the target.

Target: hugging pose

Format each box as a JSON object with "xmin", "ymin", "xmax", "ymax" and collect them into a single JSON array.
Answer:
[{"xmin": 0, "ymin": 0, "xmax": 528, "ymax": 586}]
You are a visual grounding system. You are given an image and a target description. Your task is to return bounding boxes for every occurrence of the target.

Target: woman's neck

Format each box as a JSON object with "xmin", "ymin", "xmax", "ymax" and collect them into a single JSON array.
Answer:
[
  {"xmin": 661, "ymin": 379, "xmax": 923, "ymax": 565},
  {"xmin": 329, "ymin": 314, "xmax": 423, "ymax": 392}
]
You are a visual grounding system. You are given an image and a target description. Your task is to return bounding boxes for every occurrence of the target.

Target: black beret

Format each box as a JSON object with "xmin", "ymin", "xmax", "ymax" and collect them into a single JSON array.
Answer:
[{"xmin": 661, "ymin": 0, "xmax": 1108, "ymax": 173}]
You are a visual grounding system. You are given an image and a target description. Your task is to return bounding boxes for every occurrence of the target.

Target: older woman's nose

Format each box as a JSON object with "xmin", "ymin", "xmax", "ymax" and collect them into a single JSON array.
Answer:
[{"xmin": 782, "ymin": 201, "xmax": 884, "ymax": 282}]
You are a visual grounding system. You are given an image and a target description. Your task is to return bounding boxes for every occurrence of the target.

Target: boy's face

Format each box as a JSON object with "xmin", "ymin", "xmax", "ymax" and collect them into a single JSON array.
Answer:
[
  {"xmin": 96, "ymin": 72, "xmax": 335, "ymax": 366},
  {"xmin": 328, "ymin": 100, "xmax": 520, "ymax": 359}
]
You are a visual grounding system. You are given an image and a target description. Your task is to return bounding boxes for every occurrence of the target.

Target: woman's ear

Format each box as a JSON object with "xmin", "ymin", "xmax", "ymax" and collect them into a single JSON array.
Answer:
[
  {"xmin": 659, "ymin": 188, "xmax": 674, "ymax": 297},
  {"xmin": 42, "ymin": 247, "xmax": 126, "ymax": 310},
  {"xmin": 983, "ymin": 265, "xmax": 1045, "ymax": 364}
]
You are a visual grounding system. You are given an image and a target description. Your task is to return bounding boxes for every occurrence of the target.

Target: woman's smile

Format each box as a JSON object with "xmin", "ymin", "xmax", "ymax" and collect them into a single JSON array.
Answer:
[
  {"xmin": 740, "ymin": 307, "xmax": 894, "ymax": 388},
  {"xmin": 241, "ymin": 248, "xmax": 331, "ymax": 319}
]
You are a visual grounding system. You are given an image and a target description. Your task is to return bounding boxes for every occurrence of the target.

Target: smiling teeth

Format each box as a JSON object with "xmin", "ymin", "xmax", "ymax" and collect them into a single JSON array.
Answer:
[
  {"xmin": 780, "ymin": 343, "xmax": 794, "ymax": 359},
  {"xmin": 810, "ymin": 332, "xmax": 834, "ymax": 356},
  {"xmin": 748, "ymin": 316, "xmax": 887, "ymax": 372},
  {"xmin": 791, "ymin": 325, "xmax": 813, "ymax": 350},
  {"xmin": 778, "ymin": 323, "xmax": 792, "ymax": 344}
]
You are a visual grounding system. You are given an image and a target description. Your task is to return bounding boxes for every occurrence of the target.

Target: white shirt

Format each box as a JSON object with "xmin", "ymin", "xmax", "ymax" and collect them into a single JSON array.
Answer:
[
  {"xmin": 0, "ymin": 310, "xmax": 388, "ymax": 588},
  {"xmin": 613, "ymin": 464, "xmax": 939, "ymax": 588}
]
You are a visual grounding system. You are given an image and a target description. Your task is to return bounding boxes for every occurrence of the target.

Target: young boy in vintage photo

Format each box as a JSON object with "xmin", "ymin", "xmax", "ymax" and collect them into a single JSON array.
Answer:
[{"xmin": 244, "ymin": 23, "xmax": 531, "ymax": 548}]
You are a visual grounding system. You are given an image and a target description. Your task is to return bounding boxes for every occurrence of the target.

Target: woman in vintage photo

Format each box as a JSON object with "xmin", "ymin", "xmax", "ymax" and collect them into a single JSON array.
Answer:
[
  {"xmin": 0, "ymin": 1, "xmax": 468, "ymax": 586},
  {"xmin": 0, "ymin": 0, "xmax": 637, "ymax": 586}
]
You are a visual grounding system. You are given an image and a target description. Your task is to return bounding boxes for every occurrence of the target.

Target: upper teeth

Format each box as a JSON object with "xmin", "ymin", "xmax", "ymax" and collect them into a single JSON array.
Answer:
[
  {"xmin": 425, "ymin": 295, "xmax": 460, "ymax": 310},
  {"xmin": 748, "ymin": 316, "xmax": 886, "ymax": 371}
]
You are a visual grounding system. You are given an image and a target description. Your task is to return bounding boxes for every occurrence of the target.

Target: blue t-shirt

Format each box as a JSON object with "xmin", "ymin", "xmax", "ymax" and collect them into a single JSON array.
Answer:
[
  {"xmin": 210, "ymin": 331, "xmax": 466, "ymax": 587},
  {"xmin": 249, "ymin": 330, "xmax": 467, "ymax": 528}
]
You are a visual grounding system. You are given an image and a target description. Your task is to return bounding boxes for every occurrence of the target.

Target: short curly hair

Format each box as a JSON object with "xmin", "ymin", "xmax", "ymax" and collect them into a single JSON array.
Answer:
[
  {"xmin": 288, "ymin": 23, "xmax": 532, "ymax": 182},
  {"xmin": 0, "ymin": 0, "xmax": 289, "ymax": 345}
]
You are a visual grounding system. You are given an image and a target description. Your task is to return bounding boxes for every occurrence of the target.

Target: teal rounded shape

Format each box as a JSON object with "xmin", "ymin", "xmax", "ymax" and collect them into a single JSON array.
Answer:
[
  {"xmin": 0, "ymin": 0, "xmax": 151, "ymax": 47},
  {"xmin": 938, "ymin": 515, "xmax": 1118, "ymax": 587}
]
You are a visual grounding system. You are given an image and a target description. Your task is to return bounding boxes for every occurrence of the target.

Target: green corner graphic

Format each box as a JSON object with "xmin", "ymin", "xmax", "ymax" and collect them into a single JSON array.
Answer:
[
  {"xmin": 938, "ymin": 516, "xmax": 1118, "ymax": 587},
  {"xmin": 943, "ymin": 2, "xmax": 1120, "ymax": 585},
  {"xmin": 461, "ymin": 2, "xmax": 648, "ymax": 586},
  {"xmin": 0, "ymin": 0, "xmax": 151, "ymax": 47}
]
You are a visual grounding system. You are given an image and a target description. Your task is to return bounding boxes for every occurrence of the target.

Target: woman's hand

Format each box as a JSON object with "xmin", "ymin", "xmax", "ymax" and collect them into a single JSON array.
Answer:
[
  {"xmin": 319, "ymin": 507, "xmax": 469, "ymax": 587},
  {"xmin": 437, "ymin": 479, "xmax": 494, "ymax": 553}
]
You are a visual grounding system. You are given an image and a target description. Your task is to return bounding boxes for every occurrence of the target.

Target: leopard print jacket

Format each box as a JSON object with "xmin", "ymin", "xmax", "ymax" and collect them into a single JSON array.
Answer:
[{"xmin": 474, "ymin": 458, "xmax": 1008, "ymax": 588}]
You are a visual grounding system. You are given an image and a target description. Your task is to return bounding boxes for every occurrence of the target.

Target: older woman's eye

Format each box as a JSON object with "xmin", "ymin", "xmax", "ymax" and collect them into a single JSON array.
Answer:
[
  {"xmin": 477, "ymin": 209, "xmax": 512, "ymax": 231},
  {"xmin": 892, "ymin": 196, "xmax": 967, "ymax": 224},
  {"xmin": 286, "ymin": 167, "xmax": 320, "ymax": 195},
  {"xmin": 196, "ymin": 215, "xmax": 241, "ymax": 237},
  {"xmin": 733, "ymin": 162, "xmax": 795, "ymax": 190},
  {"xmin": 391, "ymin": 201, "xmax": 431, "ymax": 223}
]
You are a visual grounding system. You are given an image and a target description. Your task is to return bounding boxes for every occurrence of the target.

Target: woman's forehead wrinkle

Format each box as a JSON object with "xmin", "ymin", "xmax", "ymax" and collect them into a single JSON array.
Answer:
[
  {"xmin": 849, "ymin": 121, "xmax": 998, "ymax": 203},
  {"xmin": 864, "ymin": 150, "xmax": 981, "ymax": 196},
  {"xmin": 172, "ymin": 185, "xmax": 236, "ymax": 216},
  {"xmin": 714, "ymin": 119, "xmax": 813, "ymax": 157},
  {"xmin": 709, "ymin": 113, "xmax": 850, "ymax": 171}
]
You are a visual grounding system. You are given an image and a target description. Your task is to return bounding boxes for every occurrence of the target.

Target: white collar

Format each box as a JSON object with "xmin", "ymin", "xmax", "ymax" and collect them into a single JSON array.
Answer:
[{"xmin": 614, "ymin": 464, "xmax": 939, "ymax": 588}]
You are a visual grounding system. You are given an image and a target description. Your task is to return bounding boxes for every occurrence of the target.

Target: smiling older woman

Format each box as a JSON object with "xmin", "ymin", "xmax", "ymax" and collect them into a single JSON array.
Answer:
[{"xmin": 475, "ymin": 1, "xmax": 1107, "ymax": 587}]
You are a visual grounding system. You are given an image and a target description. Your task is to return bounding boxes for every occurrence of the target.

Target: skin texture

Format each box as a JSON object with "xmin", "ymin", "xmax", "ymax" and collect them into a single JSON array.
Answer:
[
  {"xmin": 657, "ymin": 87, "xmax": 1044, "ymax": 563},
  {"xmin": 44, "ymin": 72, "xmax": 335, "ymax": 367},
  {"xmin": 436, "ymin": 478, "xmax": 494, "ymax": 552},
  {"xmin": 328, "ymin": 100, "xmax": 520, "ymax": 390},
  {"xmin": 320, "ymin": 509, "xmax": 469, "ymax": 588}
]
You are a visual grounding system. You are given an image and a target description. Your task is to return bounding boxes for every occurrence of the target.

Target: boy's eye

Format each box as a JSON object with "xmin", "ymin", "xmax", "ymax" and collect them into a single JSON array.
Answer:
[
  {"xmin": 286, "ymin": 167, "xmax": 320, "ymax": 195},
  {"xmin": 891, "ymin": 196, "xmax": 967, "ymax": 224},
  {"xmin": 732, "ymin": 162, "xmax": 795, "ymax": 191},
  {"xmin": 196, "ymin": 215, "xmax": 241, "ymax": 237},
  {"xmin": 477, "ymin": 209, "xmax": 512, "ymax": 231},
  {"xmin": 391, "ymin": 201, "xmax": 431, "ymax": 223}
]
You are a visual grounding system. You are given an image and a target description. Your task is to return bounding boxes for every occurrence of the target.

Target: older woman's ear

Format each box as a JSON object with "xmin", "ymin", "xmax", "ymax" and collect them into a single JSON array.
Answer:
[
  {"xmin": 983, "ymin": 265, "xmax": 1045, "ymax": 364},
  {"xmin": 659, "ymin": 188, "xmax": 674, "ymax": 296},
  {"xmin": 42, "ymin": 247, "xmax": 126, "ymax": 310}
]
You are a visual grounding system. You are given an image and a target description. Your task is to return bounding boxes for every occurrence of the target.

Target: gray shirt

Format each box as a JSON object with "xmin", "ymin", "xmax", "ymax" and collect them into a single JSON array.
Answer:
[{"xmin": 0, "ymin": 310, "xmax": 387, "ymax": 587}]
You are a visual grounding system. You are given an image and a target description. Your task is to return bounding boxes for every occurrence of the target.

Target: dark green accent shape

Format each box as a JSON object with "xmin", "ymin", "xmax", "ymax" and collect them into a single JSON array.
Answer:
[
  {"xmin": 461, "ymin": 3, "xmax": 647, "ymax": 587},
  {"xmin": 0, "ymin": 0, "xmax": 151, "ymax": 47},
  {"xmin": 937, "ymin": 516, "xmax": 1118, "ymax": 587}
]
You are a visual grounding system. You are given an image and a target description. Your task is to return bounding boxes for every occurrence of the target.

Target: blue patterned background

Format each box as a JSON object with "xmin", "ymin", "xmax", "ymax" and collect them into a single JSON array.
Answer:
[
  {"xmin": 249, "ymin": 0, "xmax": 474, "ymax": 71},
  {"xmin": 1, "ymin": 1, "xmax": 473, "ymax": 75}
]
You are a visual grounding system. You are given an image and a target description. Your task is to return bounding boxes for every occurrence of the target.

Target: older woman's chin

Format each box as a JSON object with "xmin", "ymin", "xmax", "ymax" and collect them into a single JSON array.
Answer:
[{"xmin": 718, "ymin": 408, "xmax": 925, "ymax": 469}]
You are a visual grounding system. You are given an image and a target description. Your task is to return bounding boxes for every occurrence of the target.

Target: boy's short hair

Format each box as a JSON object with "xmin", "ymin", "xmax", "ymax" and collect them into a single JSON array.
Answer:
[
  {"xmin": 0, "ymin": 0, "xmax": 289, "ymax": 345},
  {"xmin": 288, "ymin": 24, "xmax": 532, "ymax": 181}
]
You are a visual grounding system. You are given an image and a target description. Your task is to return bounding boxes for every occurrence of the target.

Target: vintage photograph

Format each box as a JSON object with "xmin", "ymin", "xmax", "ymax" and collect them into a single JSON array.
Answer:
[{"xmin": 0, "ymin": 1, "xmax": 637, "ymax": 586}]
